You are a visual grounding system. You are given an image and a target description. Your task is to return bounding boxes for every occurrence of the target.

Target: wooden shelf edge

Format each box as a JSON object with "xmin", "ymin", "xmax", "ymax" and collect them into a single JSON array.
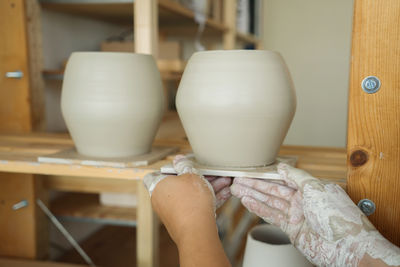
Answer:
[{"xmin": 42, "ymin": 59, "xmax": 186, "ymax": 80}]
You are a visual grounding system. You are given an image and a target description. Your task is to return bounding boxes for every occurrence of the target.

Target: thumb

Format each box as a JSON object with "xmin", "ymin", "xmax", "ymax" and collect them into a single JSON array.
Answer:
[
  {"xmin": 143, "ymin": 171, "xmax": 168, "ymax": 196},
  {"xmin": 173, "ymin": 154, "xmax": 199, "ymax": 175}
]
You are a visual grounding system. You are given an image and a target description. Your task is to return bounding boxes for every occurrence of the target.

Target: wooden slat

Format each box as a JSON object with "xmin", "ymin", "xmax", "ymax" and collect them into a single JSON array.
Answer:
[
  {"xmin": 50, "ymin": 193, "xmax": 136, "ymax": 224},
  {"xmin": 25, "ymin": 0, "xmax": 46, "ymax": 131},
  {"xmin": 223, "ymin": 0, "xmax": 236, "ymax": 49},
  {"xmin": 347, "ymin": 0, "xmax": 400, "ymax": 245},
  {"xmin": 0, "ymin": 174, "xmax": 48, "ymax": 259},
  {"xmin": 0, "ymin": 0, "xmax": 32, "ymax": 132},
  {"xmin": 0, "ymin": 258, "xmax": 87, "ymax": 267}
]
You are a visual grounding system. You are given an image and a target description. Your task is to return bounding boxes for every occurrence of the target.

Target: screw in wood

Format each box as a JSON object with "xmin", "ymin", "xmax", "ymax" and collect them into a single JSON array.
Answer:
[
  {"xmin": 361, "ymin": 76, "xmax": 381, "ymax": 94},
  {"xmin": 358, "ymin": 199, "xmax": 376, "ymax": 216}
]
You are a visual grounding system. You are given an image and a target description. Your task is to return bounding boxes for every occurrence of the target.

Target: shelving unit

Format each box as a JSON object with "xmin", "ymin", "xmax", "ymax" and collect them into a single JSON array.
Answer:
[{"xmin": 39, "ymin": 0, "xmax": 261, "ymax": 45}]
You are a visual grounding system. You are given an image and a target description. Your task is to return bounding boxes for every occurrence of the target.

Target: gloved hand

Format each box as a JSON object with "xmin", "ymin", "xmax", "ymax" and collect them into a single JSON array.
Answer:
[
  {"xmin": 230, "ymin": 163, "xmax": 400, "ymax": 267},
  {"xmin": 144, "ymin": 154, "xmax": 232, "ymax": 209}
]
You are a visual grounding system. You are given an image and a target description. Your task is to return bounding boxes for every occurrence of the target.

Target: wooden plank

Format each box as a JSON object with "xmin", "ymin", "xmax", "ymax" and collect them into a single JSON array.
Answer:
[
  {"xmin": 223, "ymin": 0, "xmax": 236, "ymax": 49},
  {"xmin": 137, "ymin": 182, "xmax": 159, "ymax": 267},
  {"xmin": 0, "ymin": 258, "xmax": 87, "ymax": 267},
  {"xmin": 0, "ymin": 154, "xmax": 169, "ymax": 180},
  {"xmin": 25, "ymin": 0, "xmax": 46, "ymax": 131},
  {"xmin": 44, "ymin": 175, "xmax": 137, "ymax": 193},
  {"xmin": 134, "ymin": 2, "xmax": 160, "ymax": 266},
  {"xmin": 347, "ymin": 0, "xmax": 400, "ymax": 245},
  {"xmin": 134, "ymin": 0, "xmax": 158, "ymax": 56},
  {"xmin": 0, "ymin": 0, "xmax": 32, "ymax": 132},
  {"xmin": 50, "ymin": 193, "xmax": 136, "ymax": 225},
  {"xmin": 0, "ymin": 174, "xmax": 47, "ymax": 259}
]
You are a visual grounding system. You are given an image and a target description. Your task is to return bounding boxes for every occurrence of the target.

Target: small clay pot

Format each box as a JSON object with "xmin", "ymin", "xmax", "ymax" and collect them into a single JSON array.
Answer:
[
  {"xmin": 243, "ymin": 224, "xmax": 313, "ymax": 267},
  {"xmin": 61, "ymin": 52, "xmax": 164, "ymax": 158},
  {"xmin": 176, "ymin": 50, "xmax": 296, "ymax": 167}
]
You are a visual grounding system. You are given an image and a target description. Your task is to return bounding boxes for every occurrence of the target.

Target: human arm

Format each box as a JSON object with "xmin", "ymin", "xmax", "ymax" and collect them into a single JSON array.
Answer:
[
  {"xmin": 230, "ymin": 164, "xmax": 400, "ymax": 267},
  {"xmin": 148, "ymin": 173, "xmax": 231, "ymax": 267},
  {"xmin": 143, "ymin": 155, "xmax": 232, "ymax": 267}
]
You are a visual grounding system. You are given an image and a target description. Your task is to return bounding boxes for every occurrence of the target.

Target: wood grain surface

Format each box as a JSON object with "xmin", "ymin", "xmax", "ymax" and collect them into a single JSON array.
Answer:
[{"xmin": 347, "ymin": 0, "xmax": 400, "ymax": 245}]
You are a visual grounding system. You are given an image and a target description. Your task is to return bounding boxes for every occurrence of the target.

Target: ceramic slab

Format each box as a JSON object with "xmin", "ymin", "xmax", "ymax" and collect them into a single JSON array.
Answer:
[
  {"xmin": 38, "ymin": 146, "xmax": 178, "ymax": 168},
  {"xmin": 160, "ymin": 154, "xmax": 297, "ymax": 180}
]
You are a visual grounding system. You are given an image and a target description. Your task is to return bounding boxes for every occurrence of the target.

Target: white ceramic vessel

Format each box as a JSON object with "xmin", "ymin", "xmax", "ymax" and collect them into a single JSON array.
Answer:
[
  {"xmin": 243, "ymin": 224, "xmax": 313, "ymax": 267},
  {"xmin": 176, "ymin": 50, "xmax": 296, "ymax": 167},
  {"xmin": 61, "ymin": 52, "xmax": 164, "ymax": 158}
]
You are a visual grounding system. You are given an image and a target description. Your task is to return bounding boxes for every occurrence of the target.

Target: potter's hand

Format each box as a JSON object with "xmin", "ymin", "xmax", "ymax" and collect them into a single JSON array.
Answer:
[
  {"xmin": 173, "ymin": 155, "xmax": 232, "ymax": 208},
  {"xmin": 231, "ymin": 164, "xmax": 400, "ymax": 267},
  {"xmin": 143, "ymin": 155, "xmax": 232, "ymax": 207}
]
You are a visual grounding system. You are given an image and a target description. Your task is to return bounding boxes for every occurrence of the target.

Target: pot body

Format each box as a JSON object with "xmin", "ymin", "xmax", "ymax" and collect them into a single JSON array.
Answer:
[
  {"xmin": 176, "ymin": 50, "xmax": 296, "ymax": 167},
  {"xmin": 243, "ymin": 224, "xmax": 312, "ymax": 267},
  {"xmin": 61, "ymin": 52, "xmax": 164, "ymax": 158}
]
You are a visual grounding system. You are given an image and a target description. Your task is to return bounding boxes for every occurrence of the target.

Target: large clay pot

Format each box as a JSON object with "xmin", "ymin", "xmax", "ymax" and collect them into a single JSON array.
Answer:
[
  {"xmin": 61, "ymin": 52, "xmax": 164, "ymax": 158},
  {"xmin": 176, "ymin": 50, "xmax": 296, "ymax": 167},
  {"xmin": 243, "ymin": 224, "xmax": 312, "ymax": 267}
]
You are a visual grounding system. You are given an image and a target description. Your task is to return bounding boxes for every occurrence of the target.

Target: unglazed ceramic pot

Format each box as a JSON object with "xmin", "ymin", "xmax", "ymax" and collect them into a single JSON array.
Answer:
[
  {"xmin": 176, "ymin": 50, "xmax": 296, "ymax": 167},
  {"xmin": 61, "ymin": 52, "xmax": 164, "ymax": 158},
  {"xmin": 243, "ymin": 224, "xmax": 312, "ymax": 267}
]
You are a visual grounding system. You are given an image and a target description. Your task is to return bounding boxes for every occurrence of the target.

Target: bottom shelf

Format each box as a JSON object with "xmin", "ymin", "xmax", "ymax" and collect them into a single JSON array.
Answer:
[
  {"xmin": 57, "ymin": 225, "xmax": 179, "ymax": 267},
  {"xmin": 50, "ymin": 193, "xmax": 136, "ymax": 226}
]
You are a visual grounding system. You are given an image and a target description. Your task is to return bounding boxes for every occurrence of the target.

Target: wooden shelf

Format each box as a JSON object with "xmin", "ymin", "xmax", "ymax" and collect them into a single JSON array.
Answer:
[
  {"xmin": 50, "ymin": 192, "xmax": 137, "ymax": 226},
  {"xmin": 40, "ymin": 0, "xmax": 227, "ymax": 36},
  {"xmin": 42, "ymin": 59, "xmax": 186, "ymax": 81},
  {"xmin": 39, "ymin": 0, "xmax": 260, "ymax": 44}
]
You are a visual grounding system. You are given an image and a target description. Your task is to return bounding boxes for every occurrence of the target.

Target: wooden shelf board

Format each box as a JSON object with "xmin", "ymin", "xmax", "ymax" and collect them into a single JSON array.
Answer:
[
  {"xmin": 50, "ymin": 192, "xmax": 137, "ymax": 226},
  {"xmin": 42, "ymin": 59, "xmax": 186, "ymax": 80},
  {"xmin": 40, "ymin": 0, "xmax": 228, "ymax": 35}
]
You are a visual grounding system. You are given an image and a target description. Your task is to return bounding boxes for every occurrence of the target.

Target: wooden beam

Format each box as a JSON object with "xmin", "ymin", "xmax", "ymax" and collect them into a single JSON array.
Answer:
[
  {"xmin": 134, "ymin": 0, "xmax": 158, "ymax": 56},
  {"xmin": 347, "ymin": 0, "xmax": 400, "ymax": 245},
  {"xmin": 25, "ymin": 0, "xmax": 45, "ymax": 131},
  {"xmin": 223, "ymin": 0, "xmax": 236, "ymax": 49}
]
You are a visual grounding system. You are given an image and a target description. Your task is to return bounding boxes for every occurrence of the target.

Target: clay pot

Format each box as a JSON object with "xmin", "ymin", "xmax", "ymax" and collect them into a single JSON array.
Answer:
[
  {"xmin": 61, "ymin": 52, "xmax": 164, "ymax": 158},
  {"xmin": 243, "ymin": 224, "xmax": 312, "ymax": 267},
  {"xmin": 176, "ymin": 50, "xmax": 296, "ymax": 167}
]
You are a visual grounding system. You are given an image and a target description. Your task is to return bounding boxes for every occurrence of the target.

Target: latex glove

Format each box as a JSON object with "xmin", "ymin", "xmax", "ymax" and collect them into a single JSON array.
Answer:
[{"xmin": 230, "ymin": 163, "xmax": 400, "ymax": 267}]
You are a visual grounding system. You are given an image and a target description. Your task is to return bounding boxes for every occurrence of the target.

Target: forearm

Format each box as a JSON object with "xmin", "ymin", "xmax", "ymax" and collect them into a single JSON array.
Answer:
[
  {"xmin": 359, "ymin": 254, "xmax": 399, "ymax": 267},
  {"xmin": 176, "ymin": 220, "xmax": 231, "ymax": 267}
]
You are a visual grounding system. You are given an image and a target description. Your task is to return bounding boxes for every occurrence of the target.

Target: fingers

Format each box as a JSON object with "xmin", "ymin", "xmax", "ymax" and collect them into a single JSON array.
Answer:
[
  {"xmin": 210, "ymin": 177, "xmax": 232, "ymax": 193},
  {"xmin": 231, "ymin": 183, "xmax": 290, "ymax": 212},
  {"xmin": 173, "ymin": 154, "xmax": 198, "ymax": 175},
  {"xmin": 241, "ymin": 196, "xmax": 286, "ymax": 228},
  {"xmin": 233, "ymin": 177, "xmax": 296, "ymax": 201},
  {"xmin": 215, "ymin": 187, "xmax": 231, "ymax": 209},
  {"xmin": 277, "ymin": 163, "xmax": 318, "ymax": 190}
]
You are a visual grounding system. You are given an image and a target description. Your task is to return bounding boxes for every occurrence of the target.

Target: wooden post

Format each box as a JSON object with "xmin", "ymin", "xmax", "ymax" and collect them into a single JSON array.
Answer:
[
  {"xmin": 223, "ymin": 0, "xmax": 236, "ymax": 49},
  {"xmin": 134, "ymin": 1, "xmax": 160, "ymax": 266},
  {"xmin": 134, "ymin": 0, "xmax": 158, "ymax": 56},
  {"xmin": 347, "ymin": 0, "xmax": 400, "ymax": 245}
]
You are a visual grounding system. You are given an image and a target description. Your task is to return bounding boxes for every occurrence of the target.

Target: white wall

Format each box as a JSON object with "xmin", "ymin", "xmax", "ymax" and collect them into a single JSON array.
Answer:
[
  {"xmin": 41, "ymin": 9, "xmax": 122, "ymax": 132},
  {"xmin": 263, "ymin": 0, "xmax": 354, "ymax": 147}
]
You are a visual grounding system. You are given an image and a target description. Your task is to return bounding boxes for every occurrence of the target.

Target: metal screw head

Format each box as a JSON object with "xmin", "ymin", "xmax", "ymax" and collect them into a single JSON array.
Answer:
[
  {"xmin": 358, "ymin": 199, "xmax": 376, "ymax": 216},
  {"xmin": 361, "ymin": 76, "xmax": 381, "ymax": 94},
  {"xmin": 12, "ymin": 200, "xmax": 29, "ymax": 210}
]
